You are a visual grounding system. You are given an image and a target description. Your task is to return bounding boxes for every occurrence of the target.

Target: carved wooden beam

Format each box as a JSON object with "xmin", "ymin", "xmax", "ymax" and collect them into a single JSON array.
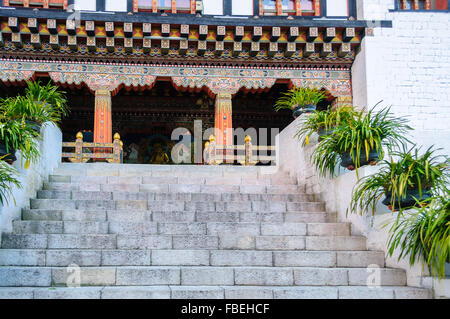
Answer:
[
  {"xmin": 124, "ymin": 23, "xmax": 133, "ymax": 38},
  {"xmin": 303, "ymin": 42, "xmax": 315, "ymax": 57},
  {"xmin": 143, "ymin": 37, "xmax": 152, "ymax": 53},
  {"xmin": 252, "ymin": 27, "xmax": 262, "ymax": 42},
  {"xmin": 320, "ymin": 43, "xmax": 332, "ymax": 57},
  {"xmin": 27, "ymin": 18, "xmax": 38, "ymax": 34},
  {"xmin": 86, "ymin": 21, "xmax": 95, "ymax": 37},
  {"xmin": 161, "ymin": 24, "xmax": 170, "ymax": 37},
  {"xmin": 124, "ymin": 38, "xmax": 133, "ymax": 53},
  {"xmin": 268, "ymin": 42, "xmax": 278, "ymax": 57},
  {"xmin": 215, "ymin": 41, "xmax": 224, "ymax": 56},
  {"xmin": 161, "ymin": 39, "xmax": 169, "ymax": 54},
  {"xmin": 87, "ymin": 36, "xmax": 96, "ymax": 52},
  {"xmin": 232, "ymin": 42, "xmax": 242, "ymax": 57},
  {"xmin": 338, "ymin": 43, "xmax": 351, "ymax": 57},
  {"xmin": 47, "ymin": 19, "xmax": 57, "ymax": 35},
  {"xmin": 49, "ymin": 34, "xmax": 59, "ymax": 50},
  {"xmin": 235, "ymin": 26, "xmax": 244, "ymax": 42},
  {"xmin": 343, "ymin": 28, "xmax": 355, "ymax": 42},
  {"xmin": 179, "ymin": 39, "xmax": 188, "ymax": 55},
  {"xmin": 250, "ymin": 42, "xmax": 260, "ymax": 57},
  {"xmin": 324, "ymin": 27, "xmax": 336, "ymax": 42},
  {"xmin": 199, "ymin": 25, "xmax": 208, "ymax": 41},
  {"xmin": 105, "ymin": 22, "xmax": 115, "ymax": 37},
  {"xmin": 180, "ymin": 24, "xmax": 189, "ymax": 38},
  {"xmin": 271, "ymin": 27, "xmax": 281, "ymax": 42},
  {"xmin": 106, "ymin": 37, "xmax": 115, "ymax": 53},
  {"xmin": 216, "ymin": 26, "xmax": 226, "ymax": 41},
  {"xmin": 198, "ymin": 40, "xmax": 206, "ymax": 55},
  {"xmin": 307, "ymin": 27, "xmax": 318, "ymax": 42},
  {"xmin": 8, "ymin": 17, "xmax": 19, "ymax": 33},
  {"xmin": 288, "ymin": 27, "xmax": 299, "ymax": 42},
  {"xmin": 67, "ymin": 35, "xmax": 77, "ymax": 51},
  {"xmin": 285, "ymin": 42, "xmax": 296, "ymax": 57},
  {"xmin": 31, "ymin": 33, "xmax": 40, "ymax": 49}
]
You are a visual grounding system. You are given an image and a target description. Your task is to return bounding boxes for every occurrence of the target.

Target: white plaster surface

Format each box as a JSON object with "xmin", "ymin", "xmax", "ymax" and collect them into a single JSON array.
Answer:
[{"xmin": 0, "ymin": 123, "xmax": 62, "ymax": 239}]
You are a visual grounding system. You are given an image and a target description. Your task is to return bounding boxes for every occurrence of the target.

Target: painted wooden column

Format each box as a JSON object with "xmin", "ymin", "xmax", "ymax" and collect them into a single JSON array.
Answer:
[
  {"xmin": 295, "ymin": 0, "xmax": 302, "ymax": 15},
  {"xmin": 313, "ymin": 0, "xmax": 320, "ymax": 16},
  {"xmin": 94, "ymin": 90, "xmax": 113, "ymax": 144},
  {"xmin": 214, "ymin": 93, "xmax": 233, "ymax": 163}
]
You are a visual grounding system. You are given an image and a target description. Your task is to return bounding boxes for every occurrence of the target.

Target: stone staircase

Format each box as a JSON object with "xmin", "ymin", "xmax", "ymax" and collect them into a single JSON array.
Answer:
[{"xmin": 0, "ymin": 163, "xmax": 431, "ymax": 299}]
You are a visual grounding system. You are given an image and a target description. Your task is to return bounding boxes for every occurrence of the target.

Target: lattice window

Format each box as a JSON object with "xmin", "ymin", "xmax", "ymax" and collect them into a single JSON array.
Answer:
[
  {"xmin": 261, "ymin": 0, "xmax": 316, "ymax": 16},
  {"xmin": 397, "ymin": 0, "xmax": 448, "ymax": 10},
  {"xmin": 4, "ymin": 0, "xmax": 67, "ymax": 9},
  {"xmin": 137, "ymin": 0, "xmax": 192, "ymax": 13}
]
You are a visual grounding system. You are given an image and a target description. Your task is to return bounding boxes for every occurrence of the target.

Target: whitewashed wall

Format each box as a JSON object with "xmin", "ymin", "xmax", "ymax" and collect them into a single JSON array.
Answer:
[
  {"xmin": 352, "ymin": 0, "xmax": 450, "ymax": 156},
  {"xmin": 0, "ymin": 124, "xmax": 62, "ymax": 242},
  {"xmin": 203, "ymin": 0, "xmax": 223, "ymax": 15}
]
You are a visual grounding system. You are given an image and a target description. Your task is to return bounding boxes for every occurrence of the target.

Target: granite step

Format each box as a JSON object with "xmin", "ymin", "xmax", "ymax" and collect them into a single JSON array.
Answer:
[
  {"xmin": 12, "ymin": 220, "xmax": 350, "ymax": 236},
  {"xmin": 0, "ymin": 266, "xmax": 407, "ymax": 287},
  {"xmin": 38, "ymin": 189, "xmax": 315, "ymax": 202},
  {"xmin": 0, "ymin": 285, "xmax": 432, "ymax": 299},
  {"xmin": 1, "ymin": 234, "xmax": 366, "ymax": 250},
  {"xmin": 0, "ymin": 249, "xmax": 385, "ymax": 267},
  {"xmin": 22, "ymin": 209, "xmax": 336, "ymax": 223},
  {"xmin": 44, "ymin": 180, "xmax": 304, "ymax": 194},
  {"xmin": 29, "ymin": 198, "xmax": 325, "ymax": 212}
]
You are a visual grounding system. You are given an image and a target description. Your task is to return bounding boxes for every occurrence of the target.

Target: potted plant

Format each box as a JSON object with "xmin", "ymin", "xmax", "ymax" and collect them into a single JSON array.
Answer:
[
  {"xmin": 311, "ymin": 106, "xmax": 412, "ymax": 177},
  {"xmin": 274, "ymin": 86, "xmax": 327, "ymax": 119},
  {"xmin": 386, "ymin": 195, "xmax": 449, "ymax": 279},
  {"xmin": 295, "ymin": 106, "xmax": 357, "ymax": 146},
  {"xmin": 0, "ymin": 119, "xmax": 40, "ymax": 168},
  {"xmin": 0, "ymin": 157, "xmax": 21, "ymax": 205},
  {"xmin": 350, "ymin": 146, "xmax": 449, "ymax": 214},
  {"xmin": 0, "ymin": 81, "xmax": 68, "ymax": 132}
]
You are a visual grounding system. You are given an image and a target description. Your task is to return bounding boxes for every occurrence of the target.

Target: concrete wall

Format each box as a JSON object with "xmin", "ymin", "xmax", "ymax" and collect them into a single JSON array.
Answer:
[
  {"xmin": 352, "ymin": 0, "xmax": 450, "ymax": 156},
  {"xmin": 0, "ymin": 123, "xmax": 62, "ymax": 237},
  {"xmin": 278, "ymin": 115, "xmax": 448, "ymax": 297}
]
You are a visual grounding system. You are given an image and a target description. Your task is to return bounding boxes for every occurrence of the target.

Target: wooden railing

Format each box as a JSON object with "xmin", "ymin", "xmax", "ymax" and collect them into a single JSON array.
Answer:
[
  {"xmin": 204, "ymin": 135, "xmax": 276, "ymax": 166},
  {"xmin": 62, "ymin": 132, "xmax": 123, "ymax": 163}
]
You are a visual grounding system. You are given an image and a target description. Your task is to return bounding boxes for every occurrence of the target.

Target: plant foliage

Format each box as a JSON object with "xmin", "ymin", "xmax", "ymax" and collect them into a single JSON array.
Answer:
[
  {"xmin": 311, "ymin": 105, "xmax": 412, "ymax": 178},
  {"xmin": 349, "ymin": 145, "xmax": 450, "ymax": 215},
  {"xmin": 0, "ymin": 156, "xmax": 21, "ymax": 205},
  {"xmin": 274, "ymin": 87, "xmax": 327, "ymax": 112},
  {"xmin": 386, "ymin": 195, "xmax": 450, "ymax": 279}
]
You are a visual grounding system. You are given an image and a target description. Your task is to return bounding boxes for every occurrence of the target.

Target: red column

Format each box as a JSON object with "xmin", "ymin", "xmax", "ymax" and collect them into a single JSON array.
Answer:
[
  {"xmin": 94, "ymin": 90, "xmax": 112, "ymax": 144},
  {"xmin": 214, "ymin": 93, "xmax": 233, "ymax": 163}
]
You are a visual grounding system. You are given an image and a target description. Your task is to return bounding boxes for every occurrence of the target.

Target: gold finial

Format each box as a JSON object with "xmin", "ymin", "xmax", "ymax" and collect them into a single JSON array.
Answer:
[
  {"xmin": 76, "ymin": 132, "xmax": 83, "ymax": 140},
  {"xmin": 119, "ymin": 141, "xmax": 123, "ymax": 148},
  {"xmin": 245, "ymin": 135, "xmax": 251, "ymax": 143},
  {"xmin": 204, "ymin": 141, "xmax": 210, "ymax": 148},
  {"xmin": 114, "ymin": 133, "xmax": 121, "ymax": 140},
  {"xmin": 209, "ymin": 135, "xmax": 215, "ymax": 142}
]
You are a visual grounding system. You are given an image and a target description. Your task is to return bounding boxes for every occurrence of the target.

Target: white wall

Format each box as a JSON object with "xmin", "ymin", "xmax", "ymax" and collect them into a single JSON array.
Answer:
[
  {"xmin": 74, "ymin": 0, "xmax": 96, "ymax": 11},
  {"xmin": 232, "ymin": 0, "xmax": 253, "ymax": 15},
  {"xmin": 352, "ymin": 0, "xmax": 450, "ymax": 156},
  {"xmin": 203, "ymin": 0, "xmax": 223, "ymax": 15},
  {"xmin": 0, "ymin": 123, "xmax": 62, "ymax": 241},
  {"xmin": 105, "ymin": 0, "xmax": 128, "ymax": 12},
  {"xmin": 326, "ymin": 0, "xmax": 349, "ymax": 16}
]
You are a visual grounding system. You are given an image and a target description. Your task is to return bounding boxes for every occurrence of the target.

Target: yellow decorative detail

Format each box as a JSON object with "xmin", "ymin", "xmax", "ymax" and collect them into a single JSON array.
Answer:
[
  {"xmin": 209, "ymin": 135, "xmax": 215, "ymax": 142},
  {"xmin": 245, "ymin": 135, "xmax": 251, "ymax": 143},
  {"xmin": 204, "ymin": 141, "xmax": 210, "ymax": 148},
  {"xmin": 114, "ymin": 133, "xmax": 121, "ymax": 140},
  {"xmin": 76, "ymin": 132, "xmax": 83, "ymax": 140}
]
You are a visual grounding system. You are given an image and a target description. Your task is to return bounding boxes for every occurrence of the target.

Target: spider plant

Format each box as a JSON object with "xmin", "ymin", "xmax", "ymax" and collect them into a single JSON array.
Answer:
[
  {"xmin": 311, "ymin": 105, "xmax": 412, "ymax": 178},
  {"xmin": 0, "ymin": 81, "xmax": 68, "ymax": 126},
  {"xmin": 295, "ymin": 106, "xmax": 357, "ymax": 146},
  {"xmin": 349, "ymin": 145, "xmax": 450, "ymax": 215},
  {"xmin": 0, "ymin": 157, "xmax": 20, "ymax": 205},
  {"xmin": 274, "ymin": 87, "xmax": 326, "ymax": 117},
  {"xmin": 0, "ymin": 119, "xmax": 40, "ymax": 169},
  {"xmin": 386, "ymin": 195, "xmax": 449, "ymax": 279}
]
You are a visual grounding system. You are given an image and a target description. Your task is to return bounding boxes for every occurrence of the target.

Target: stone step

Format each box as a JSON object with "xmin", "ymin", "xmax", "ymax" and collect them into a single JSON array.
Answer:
[
  {"xmin": 12, "ymin": 220, "xmax": 350, "ymax": 236},
  {"xmin": 0, "ymin": 285, "xmax": 431, "ymax": 299},
  {"xmin": 29, "ymin": 199, "xmax": 326, "ymax": 213},
  {"xmin": 38, "ymin": 189, "xmax": 315, "ymax": 202},
  {"xmin": 0, "ymin": 249, "xmax": 384, "ymax": 267},
  {"xmin": 0, "ymin": 266, "xmax": 407, "ymax": 287},
  {"xmin": 22, "ymin": 209, "xmax": 336, "ymax": 223},
  {"xmin": 44, "ymin": 181, "xmax": 304, "ymax": 194},
  {"xmin": 1, "ymin": 234, "xmax": 366, "ymax": 250}
]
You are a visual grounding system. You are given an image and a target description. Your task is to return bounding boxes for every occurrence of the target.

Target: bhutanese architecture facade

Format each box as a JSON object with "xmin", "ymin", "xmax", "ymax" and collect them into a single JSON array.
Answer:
[{"xmin": 0, "ymin": 0, "xmax": 448, "ymax": 162}]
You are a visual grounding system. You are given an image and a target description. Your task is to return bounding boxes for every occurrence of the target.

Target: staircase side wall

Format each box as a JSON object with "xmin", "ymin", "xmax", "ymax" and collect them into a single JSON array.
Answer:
[{"xmin": 0, "ymin": 123, "xmax": 62, "ymax": 239}]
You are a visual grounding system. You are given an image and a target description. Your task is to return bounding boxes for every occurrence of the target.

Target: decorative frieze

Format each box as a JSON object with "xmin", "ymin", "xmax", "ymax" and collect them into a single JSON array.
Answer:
[
  {"xmin": 285, "ymin": 42, "xmax": 296, "ymax": 57},
  {"xmin": 124, "ymin": 38, "xmax": 133, "ymax": 53},
  {"xmin": 179, "ymin": 39, "xmax": 188, "ymax": 55},
  {"xmin": 161, "ymin": 39, "xmax": 170, "ymax": 54},
  {"xmin": 143, "ymin": 37, "xmax": 152, "ymax": 53},
  {"xmin": 268, "ymin": 42, "xmax": 278, "ymax": 57},
  {"xmin": 124, "ymin": 23, "xmax": 133, "ymax": 38},
  {"xmin": 161, "ymin": 24, "xmax": 170, "ymax": 37},
  {"xmin": 31, "ymin": 33, "xmax": 40, "ymax": 49},
  {"xmin": 66, "ymin": 19, "xmax": 76, "ymax": 36},
  {"xmin": 338, "ymin": 43, "xmax": 351, "ymax": 57},
  {"xmin": 198, "ymin": 40, "xmax": 206, "ymax": 55},
  {"xmin": 106, "ymin": 37, "xmax": 115, "ymax": 53},
  {"xmin": 49, "ymin": 34, "xmax": 59, "ymax": 50},
  {"xmin": 11, "ymin": 33, "xmax": 21, "ymax": 48},
  {"xmin": 232, "ymin": 42, "xmax": 242, "ymax": 57},
  {"xmin": 87, "ymin": 36, "xmax": 96, "ymax": 52},
  {"xmin": 250, "ymin": 42, "xmax": 260, "ymax": 57},
  {"xmin": 67, "ymin": 35, "xmax": 77, "ymax": 51},
  {"xmin": 215, "ymin": 41, "xmax": 224, "ymax": 56}
]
